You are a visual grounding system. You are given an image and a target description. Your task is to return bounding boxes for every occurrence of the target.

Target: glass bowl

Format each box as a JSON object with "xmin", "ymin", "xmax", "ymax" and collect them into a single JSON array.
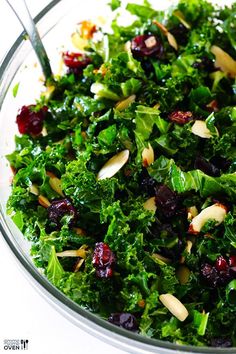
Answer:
[{"xmin": 0, "ymin": 1, "xmax": 235, "ymax": 353}]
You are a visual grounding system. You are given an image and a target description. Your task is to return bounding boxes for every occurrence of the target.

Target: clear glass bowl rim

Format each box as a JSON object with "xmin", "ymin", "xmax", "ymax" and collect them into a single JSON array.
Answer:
[{"xmin": 0, "ymin": 1, "xmax": 235, "ymax": 353}]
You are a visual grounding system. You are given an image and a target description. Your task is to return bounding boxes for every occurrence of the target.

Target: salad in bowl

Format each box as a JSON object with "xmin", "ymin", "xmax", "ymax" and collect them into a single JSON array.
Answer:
[{"xmin": 4, "ymin": 0, "xmax": 236, "ymax": 349}]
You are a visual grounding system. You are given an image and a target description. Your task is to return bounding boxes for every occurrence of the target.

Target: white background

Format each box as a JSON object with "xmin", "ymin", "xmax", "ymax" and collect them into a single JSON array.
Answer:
[{"xmin": 0, "ymin": 1, "xmax": 126, "ymax": 353}]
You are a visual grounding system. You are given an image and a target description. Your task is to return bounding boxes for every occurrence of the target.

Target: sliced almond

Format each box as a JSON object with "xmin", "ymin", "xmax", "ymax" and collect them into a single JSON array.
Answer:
[
  {"xmin": 173, "ymin": 10, "xmax": 191, "ymax": 29},
  {"xmin": 143, "ymin": 197, "xmax": 157, "ymax": 212},
  {"xmin": 41, "ymin": 126, "xmax": 48, "ymax": 137},
  {"xmin": 191, "ymin": 120, "xmax": 212, "ymax": 139},
  {"xmin": 189, "ymin": 203, "xmax": 227, "ymax": 234},
  {"xmin": 167, "ymin": 32, "xmax": 178, "ymax": 51},
  {"xmin": 29, "ymin": 184, "xmax": 39, "ymax": 196},
  {"xmin": 211, "ymin": 45, "xmax": 236, "ymax": 78},
  {"xmin": 159, "ymin": 293, "xmax": 189, "ymax": 322},
  {"xmin": 56, "ymin": 248, "xmax": 87, "ymax": 258},
  {"xmin": 115, "ymin": 94, "xmax": 136, "ymax": 111},
  {"xmin": 153, "ymin": 20, "xmax": 168, "ymax": 35},
  {"xmin": 38, "ymin": 195, "xmax": 51, "ymax": 208},
  {"xmin": 97, "ymin": 150, "xmax": 129, "ymax": 180},
  {"xmin": 74, "ymin": 258, "xmax": 85, "ymax": 272},
  {"xmin": 153, "ymin": 20, "xmax": 178, "ymax": 51},
  {"xmin": 124, "ymin": 40, "xmax": 131, "ymax": 52},
  {"xmin": 145, "ymin": 36, "xmax": 157, "ymax": 49},
  {"xmin": 152, "ymin": 253, "xmax": 171, "ymax": 264},
  {"xmin": 186, "ymin": 240, "xmax": 193, "ymax": 254},
  {"xmin": 176, "ymin": 265, "xmax": 191, "ymax": 285},
  {"xmin": 153, "ymin": 103, "xmax": 160, "ymax": 109},
  {"xmin": 57, "ymin": 245, "xmax": 88, "ymax": 259},
  {"xmin": 142, "ymin": 143, "xmax": 154, "ymax": 167},
  {"xmin": 187, "ymin": 206, "xmax": 198, "ymax": 221},
  {"xmin": 47, "ymin": 173, "xmax": 64, "ymax": 197}
]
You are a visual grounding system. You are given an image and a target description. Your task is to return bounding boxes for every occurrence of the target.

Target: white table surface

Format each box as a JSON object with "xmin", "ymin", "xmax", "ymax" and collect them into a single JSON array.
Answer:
[{"xmin": 0, "ymin": 1, "xmax": 126, "ymax": 353}]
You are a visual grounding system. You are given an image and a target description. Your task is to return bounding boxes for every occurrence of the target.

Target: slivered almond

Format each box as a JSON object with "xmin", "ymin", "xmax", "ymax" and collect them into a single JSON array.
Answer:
[
  {"xmin": 47, "ymin": 173, "xmax": 64, "ymax": 197},
  {"xmin": 153, "ymin": 20, "xmax": 178, "ymax": 51},
  {"xmin": 189, "ymin": 203, "xmax": 227, "ymax": 234},
  {"xmin": 57, "ymin": 245, "xmax": 88, "ymax": 259},
  {"xmin": 74, "ymin": 258, "xmax": 85, "ymax": 272},
  {"xmin": 115, "ymin": 94, "xmax": 136, "ymax": 111},
  {"xmin": 167, "ymin": 32, "xmax": 178, "ymax": 51},
  {"xmin": 152, "ymin": 253, "xmax": 171, "ymax": 264},
  {"xmin": 191, "ymin": 120, "xmax": 212, "ymax": 138},
  {"xmin": 41, "ymin": 126, "xmax": 48, "ymax": 137},
  {"xmin": 142, "ymin": 143, "xmax": 154, "ymax": 167},
  {"xmin": 143, "ymin": 197, "xmax": 157, "ymax": 212},
  {"xmin": 124, "ymin": 41, "xmax": 131, "ymax": 52},
  {"xmin": 211, "ymin": 45, "xmax": 236, "ymax": 78},
  {"xmin": 186, "ymin": 240, "xmax": 193, "ymax": 254},
  {"xmin": 56, "ymin": 248, "xmax": 87, "ymax": 258},
  {"xmin": 173, "ymin": 10, "xmax": 191, "ymax": 29},
  {"xmin": 187, "ymin": 206, "xmax": 198, "ymax": 220},
  {"xmin": 153, "ymin": 20, "xmax": 168, "ymax": 34},
  {"xmin": 159, "ymin": 293, "xmax": 189, "ymax": 322},
  {"xmin": 97, "ymin": 150, "xmax": 129, "ymax": 180},
  {"xmin": 38, "ymin": 195, "xmax": 51, "ymax": 208},
  {"xmin": 29, "ymin": 184, "xmax": 39, "ymax": 196}
]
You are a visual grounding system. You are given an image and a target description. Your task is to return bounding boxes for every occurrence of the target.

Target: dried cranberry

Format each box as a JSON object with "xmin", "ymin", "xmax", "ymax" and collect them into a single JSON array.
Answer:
[
  {"xmin": 210, "ymin": 156, "xmax": 231, "ymax": 172},
  {"xmin": 155, "ymin": 185, "xmax": 179, "ymax": 218},
  {"xmin": 16, "ymin": 105, "xmax": 48, "ymax": 136},
  {"xmin": 229, "ymin": 255, "xmax": 236, "ymax": 267},
  {"xmin": 47, "ymin": 198, "xmax": 77, "ymax": 230},
  {"xmin": 201, "ymin": 263, "xmax": 219, "ymax": 288},
  {"xmin": 168, "ymin": 111, "xmax": 193, "ymax": 125},
  {"xmin": 194, "ymin": 156, "xmax": 220, "ymax": 177},
  {"xmin": 62, "ymin": 52, "xmax": 91, "ymax": 74},
  {"xmin": 131, "ymin": 35, "xmax": 163, "ymax": 58},
  {"xmin": 92, "ymin": 242, "xmax": 115, "ymax": 278},
  {"xmin": 210, "ymin": 338, "xmax": 232, "ymax": 348},
  {"xmin": 215, "ymin": 256, "xmax": 228, "ymax": 271},
  {"xmin": 108, "ymin": 313, "xmax": 138, "ymax": 331}
]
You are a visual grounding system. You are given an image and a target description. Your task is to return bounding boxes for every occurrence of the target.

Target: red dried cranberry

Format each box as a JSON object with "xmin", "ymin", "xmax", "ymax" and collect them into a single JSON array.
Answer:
[
  {"xmin": 210, "ymin": 338, "xmax": 232, "ymax": 348},
  {"xmin": 194, "ymin": 156, "xmax": 220, "ymax": 177},
  {"xmin": 210, "ymin": 156, "xmax": 231, "ymax": 173},
  {"xmin": 155, "ymin": 185, "xmax": 179, "ymax": 218},
  {"xmin": 108, "ymin": 313, "xmax": 138, "ymax": 331},
  {"xmin": 62, "ymin": 52, "xmax": 91, "ymax": 72},
  {"xmin": 16, "ymin": 105, "xmax": 48, "ymax": 136},
  {"xmin": 200, "ymin": 263, "xmax": 219, "ymax": 288},
  {"xmin": 215, "ymin": 256, "xmax": 228, "ymax": 271},
  {"xmin": 131, "ymin": 35, "xmax": 163, "ymax": 58},
  {"xmin": 229, "ymin": 255, "xmax": 236, "ymax": 267},
  {"xmin": 92, "ymin": 242, "xmax": 115, "ymax": 278},
  {"xmin": 47, "ymin": 198, "xmax": 77, "ymax": 230},
  {"xmin": 168, "ymin": 111, "xmax": 193, "ymax": 125}
]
